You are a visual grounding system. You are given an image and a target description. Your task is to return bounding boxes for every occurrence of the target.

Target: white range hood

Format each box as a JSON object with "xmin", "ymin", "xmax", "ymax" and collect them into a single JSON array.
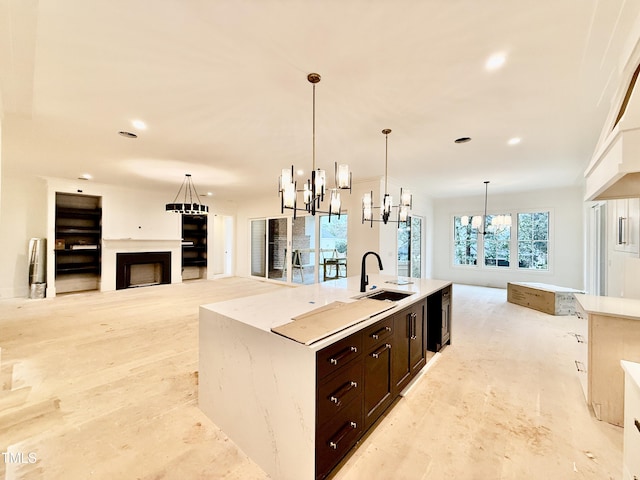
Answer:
[{"xmin": 585, "ymin": 71, "xmax": 640, "ymax": 201}]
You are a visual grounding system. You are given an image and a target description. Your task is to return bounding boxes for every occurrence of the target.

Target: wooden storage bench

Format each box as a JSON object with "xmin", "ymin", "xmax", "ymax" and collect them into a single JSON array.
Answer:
[{"xmin": 507, "ymin": 282, "xmax": 584, "ymax": 315}]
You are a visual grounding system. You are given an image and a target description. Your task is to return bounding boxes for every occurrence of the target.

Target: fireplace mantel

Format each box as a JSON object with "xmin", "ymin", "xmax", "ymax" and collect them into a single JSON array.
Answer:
[{"xmin": 102, "ymin": 239, "xmax": 182, "ymax": 291}]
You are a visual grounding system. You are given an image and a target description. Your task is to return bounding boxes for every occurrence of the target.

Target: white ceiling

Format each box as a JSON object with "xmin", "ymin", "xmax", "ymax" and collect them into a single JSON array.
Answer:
[{"xmin": 1, "ymin": 0, "xmax": 640, "ymax": 204}]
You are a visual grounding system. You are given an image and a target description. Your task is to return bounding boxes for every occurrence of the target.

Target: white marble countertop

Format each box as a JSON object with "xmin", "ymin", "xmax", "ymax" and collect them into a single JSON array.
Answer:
[
  {"xmin": 621, "ymin": 360, "xmax": 640, "ymax": 389},
  {"xmin": 201, "ymin": 274, "xmax": 451, "ymax": 348},
  {"xmin": 575, "ymin": 294, "xmax": 640, "ymax": 320}
]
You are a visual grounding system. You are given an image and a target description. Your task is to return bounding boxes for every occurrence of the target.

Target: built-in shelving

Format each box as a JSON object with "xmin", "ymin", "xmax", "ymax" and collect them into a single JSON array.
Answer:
[
  {"xmin": 54, "ymin": 193, "xmax": 102, "ymax": 293},
  {"xmin": 182, "ymin": 215, "xmax": 207, "ymax": 278}
]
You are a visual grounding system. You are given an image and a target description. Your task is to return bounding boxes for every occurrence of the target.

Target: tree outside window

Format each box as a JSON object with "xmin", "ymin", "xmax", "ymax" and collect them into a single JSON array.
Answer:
[
  {"xmin": 453, "ymin": 216, "xmax": 478, "ymax": 265},
  {"xmin": 518, "ymin": 212, "xmax": 549, "ymax": 270},
  {"xmin": 484, "ymin": 214, "xmax": 511, "ymax": 267}
]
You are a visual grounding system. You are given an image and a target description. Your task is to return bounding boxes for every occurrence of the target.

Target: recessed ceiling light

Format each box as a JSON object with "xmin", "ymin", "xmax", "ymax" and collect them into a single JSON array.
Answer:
[
  {"xmin": 296, "ymin": 169, "xmax": 304, "ymax": 176},
  {"xmin": 485, "ymin": 52, "xmax": 506, "ymax": 71},
  {"xmin": 78, "ymin": 173, "xmax": 92, "ymax": 180},
  {"xmin": 207, "ymin": 192, "xmax": 213, "ymax": 196},
  {"xmin": 508, "ymin": 137, "xmax": 521, "ymax": 145},
  {"xmin": 454, "ymin": 137, "xmax": 472, "ymax": 144},
  {"xmin": 118, "ymin": 131, "xmax": 137, "ymax": 138},
  {"xmin": 132, "ymin": 119, "xmax": 147, "ymax": 130}
]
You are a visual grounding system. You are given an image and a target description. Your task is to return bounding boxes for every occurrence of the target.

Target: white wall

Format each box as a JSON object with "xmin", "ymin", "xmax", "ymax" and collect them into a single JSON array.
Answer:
[
  {"xmin": 0, "ymin": 172, "xmax": 47, "ymax": 298},
  {"xmin": 433, "ymin": 186, "xmax": 584, "ymax": 290}
]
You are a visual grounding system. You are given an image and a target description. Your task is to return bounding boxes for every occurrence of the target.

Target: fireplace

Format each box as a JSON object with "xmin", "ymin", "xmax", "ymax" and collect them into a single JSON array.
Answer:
[{"xmin": 116, "ymin": 252, "xmax": 171, "ymax": 290}]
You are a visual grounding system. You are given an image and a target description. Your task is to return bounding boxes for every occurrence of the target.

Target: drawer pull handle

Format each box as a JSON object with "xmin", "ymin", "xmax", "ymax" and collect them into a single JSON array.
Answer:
[
  {"xmin": 329, "ymin": 381, "xmax": 358, "ymax": 406},
  {"xmin": 371, "ymin": 343, "xmax": 391, "ymax": 359},
  {"xmin": 575, "ymin": 360, "xmax": 586, "ymax": 373},
  {"xmin": 575, "ymin": 334, "xmax": 585, "ymax": 344},
  {"xmin": 575, "ymin": 311, "xmax": 584, "ymax": 319},
  {"xmin": 328, "ymin": 421, "xmax": 357, "ymax": 450},
  {"xmin": 371, "ymin": 326, "xmax": 392, "ymax": 340},
  {"xmin": 329, "ymin": 346, "xmax": 358, "ymax": 365},
  {"xmin": 635, "ymin": 418, "xmax": 640, "ymax": 433},
  {"xmin": 411, "ymin": 312, "xmax": 418, "ymax": 340}
]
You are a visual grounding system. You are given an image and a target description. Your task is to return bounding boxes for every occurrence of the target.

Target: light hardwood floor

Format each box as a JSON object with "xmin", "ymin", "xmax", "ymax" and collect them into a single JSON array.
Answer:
[{"xmin": 0, "ymin": 278, "xmax": 623, "ymax": 479}]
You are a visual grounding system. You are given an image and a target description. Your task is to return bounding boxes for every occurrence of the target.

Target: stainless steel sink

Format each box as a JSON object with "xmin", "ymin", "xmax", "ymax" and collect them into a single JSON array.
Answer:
[{"xmin": 358, "ymin": 289, "xmax": 414, "ymax": 302}]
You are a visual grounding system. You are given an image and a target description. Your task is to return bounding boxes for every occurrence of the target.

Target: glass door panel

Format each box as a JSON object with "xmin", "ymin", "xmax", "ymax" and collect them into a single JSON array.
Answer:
[
  {"xmin": 410, "ymin": 216, "xmax": 422, "ymax": 278},
  {"xmin": 292, "ymin": 216, "xmax": 316, "ymax": 284},
  {"xmin": 250, "ymin": 219, "xmax": 266, "ymax": 277},
  {"xmin": 268, "ymin": 218, "xmax": 288, "ymax": 282},
  {"xmin": 319, "ymin": 214, "xmax": 348, "ymax": 282},
  {"xmin": 398, "ymin": 216, "xmax": 422, "ymax": 278}
]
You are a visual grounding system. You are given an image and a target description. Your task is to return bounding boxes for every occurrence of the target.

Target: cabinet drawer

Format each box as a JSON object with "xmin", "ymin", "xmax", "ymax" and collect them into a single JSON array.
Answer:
[
  {"xmin": 317, "ymin": 360, "xmax": 363, "ymax": 423},
  {"xmin": 317, "ymin": 332, "xmax": 362, "ymax": 380},
  {"xmin": 362, "ymin": 317, "xmax": 393, "ymax": 350},
  {"xmin": 316, "ymin": 396, "xmax": 364, "ymax": 480}
]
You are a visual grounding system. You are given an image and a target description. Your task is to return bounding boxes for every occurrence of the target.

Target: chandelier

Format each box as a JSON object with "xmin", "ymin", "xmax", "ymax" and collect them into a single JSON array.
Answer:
[
  {"xmin": 278, "ymin": 73, "xmax": 351, "ymax": 220},
  {"xmin": 362, "ymin": 129, "xmax": 412, "ymax": 227},
  {"xmin": 165, "ymin": 174, "xmax": 209, "ymax": 215},
  {"xmin": 460, "ymin": 181, "xmax": 511, "ymax": 234}
]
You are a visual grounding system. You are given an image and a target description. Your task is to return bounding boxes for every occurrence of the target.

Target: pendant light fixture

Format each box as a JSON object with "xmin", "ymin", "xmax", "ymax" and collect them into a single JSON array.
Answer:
[
  {"xmin": 165, "ymin": 174, "xmax": 209, "ymax": 215},
  {"xmin": 278, "ymin": 73, "xmax": 351, "ymax": 220},
  {"xmin": 362, "ymin": 129, "xmax": 412, "ymax": 227},
  {"xmin": 460, "ymin": 181, "xmax": 511, "ymax": 234}
]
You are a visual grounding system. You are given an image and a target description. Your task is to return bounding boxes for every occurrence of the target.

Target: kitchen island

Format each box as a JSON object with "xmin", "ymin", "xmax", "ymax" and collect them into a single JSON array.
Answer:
[{"xmin": 199, "ymin": 274, "xmax": 452, "ymax": 480}]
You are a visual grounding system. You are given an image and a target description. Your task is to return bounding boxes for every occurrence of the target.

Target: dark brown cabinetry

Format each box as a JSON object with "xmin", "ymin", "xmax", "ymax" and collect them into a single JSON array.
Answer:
[
  {"xmin": 392, "ymin": 301, "xmax": 426, "ymax": 393},
  {"xmin": 316, "ymin": 331, "xmax": 364, "ymax": 480},
  {"xmin": 315, "ymin": 292, "xmax": 440, "ymax": 480},
  {"xmin": 363, "ymin": 315, "xmax": 394, "ymax": 429},
  {"xmin": 427, "ymin": 285, "xmax": 452, "ymax": 352},
  {"xmin": 54, "ymin": 193, "xmax": 102, "ymax": 282}
]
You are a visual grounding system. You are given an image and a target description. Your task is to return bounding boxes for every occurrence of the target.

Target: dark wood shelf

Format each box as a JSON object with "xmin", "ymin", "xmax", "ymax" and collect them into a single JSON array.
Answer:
[
  {"xmin": 55, "ymin": 228, "xmax": 102, "ymax": 235},
  {"xmin": 55, "ymin": 263, "xmax": 101, "ymax": 275},
  {"xmin": 55, "ymin": 249, "xmax": 100, "ymax": 255},
  {"xmin": 182, "ymin": 215, "xmax": 207, "ymax": 271}
]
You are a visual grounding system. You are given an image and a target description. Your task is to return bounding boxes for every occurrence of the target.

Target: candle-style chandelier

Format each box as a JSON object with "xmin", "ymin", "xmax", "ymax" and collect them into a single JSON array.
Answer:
[
  {"xmin": 362, "ymin": 129, "xmax": 412, "ymax": 227},
  {"xmin": 278, "ymin": 73, "xmax": 351, "ymax": 220},
  {"xmin": 460, "ymin": 181, "xmax": 511, "ymax": 234}
]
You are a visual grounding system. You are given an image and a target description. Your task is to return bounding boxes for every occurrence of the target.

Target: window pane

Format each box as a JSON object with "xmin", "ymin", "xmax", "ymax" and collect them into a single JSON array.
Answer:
[
  {"xmin": 483, "ymin": 214, "xmax": 511, "ymax": 268},
  {"xmin": 518, "ymin": 212, "xmax": 549, "ymax": 270},
  {"xmin": 533, "ymin": 212, "xmax": 549, "ymax": 240},
  {"xmin": 267, "ymin": 218, "xmax": 287, "ymax": 281},
  {"xmin": 320, "ymin": 214, "xmax": 348, "ymax": 282},
  {"xmin": 410, "ymin": 216, "xmax": 422, "ymax": 278},
  {"xmin": 250, "ymin": 219, "xmax": 266, "ymax": 277},
  {"xmin": 292, "ymin": 216, "xmax": 316, "ymax": 284},
  {"xmin": 453, "ymin": 216, "xmax": 478, "ymax": 265}
]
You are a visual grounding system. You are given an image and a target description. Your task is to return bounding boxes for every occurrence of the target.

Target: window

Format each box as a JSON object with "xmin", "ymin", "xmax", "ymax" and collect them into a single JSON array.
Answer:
[
  {"xmin": 453, "ymin": 211, "xmax": 550, "ymax": 271},
  {"xmin": 453, "ymin": 215, "xmax": 478, "ymax": 265},
  {"xmin": 484, "ymin": 214, "xmax": 511, "ymax": 267},
  {"xmin": 517, "ymin": 212, "xmax": 549, "ymax": 270}
]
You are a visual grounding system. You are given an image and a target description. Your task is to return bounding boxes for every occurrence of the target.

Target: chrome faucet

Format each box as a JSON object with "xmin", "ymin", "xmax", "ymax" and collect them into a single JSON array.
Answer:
[{"xmin": 360, "ymin": 251, "xmax": 383, "ymax": 292}]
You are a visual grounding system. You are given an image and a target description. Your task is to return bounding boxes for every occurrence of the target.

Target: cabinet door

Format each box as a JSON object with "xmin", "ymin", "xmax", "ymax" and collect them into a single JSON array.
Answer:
[
  {"xmin": 364, "ymin": 340, "xmax": 393, "ymax": 429},
  {"xmin": 409, "ymin": 302, "xmax": 426, "ymax": 375},
  {"xmin": 613, "ymin": 198, "xmax": 639, "ymax": 254},
  {"xmin": 392, "ymin": 308, "xmax": 412, "ymax": 393}
]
